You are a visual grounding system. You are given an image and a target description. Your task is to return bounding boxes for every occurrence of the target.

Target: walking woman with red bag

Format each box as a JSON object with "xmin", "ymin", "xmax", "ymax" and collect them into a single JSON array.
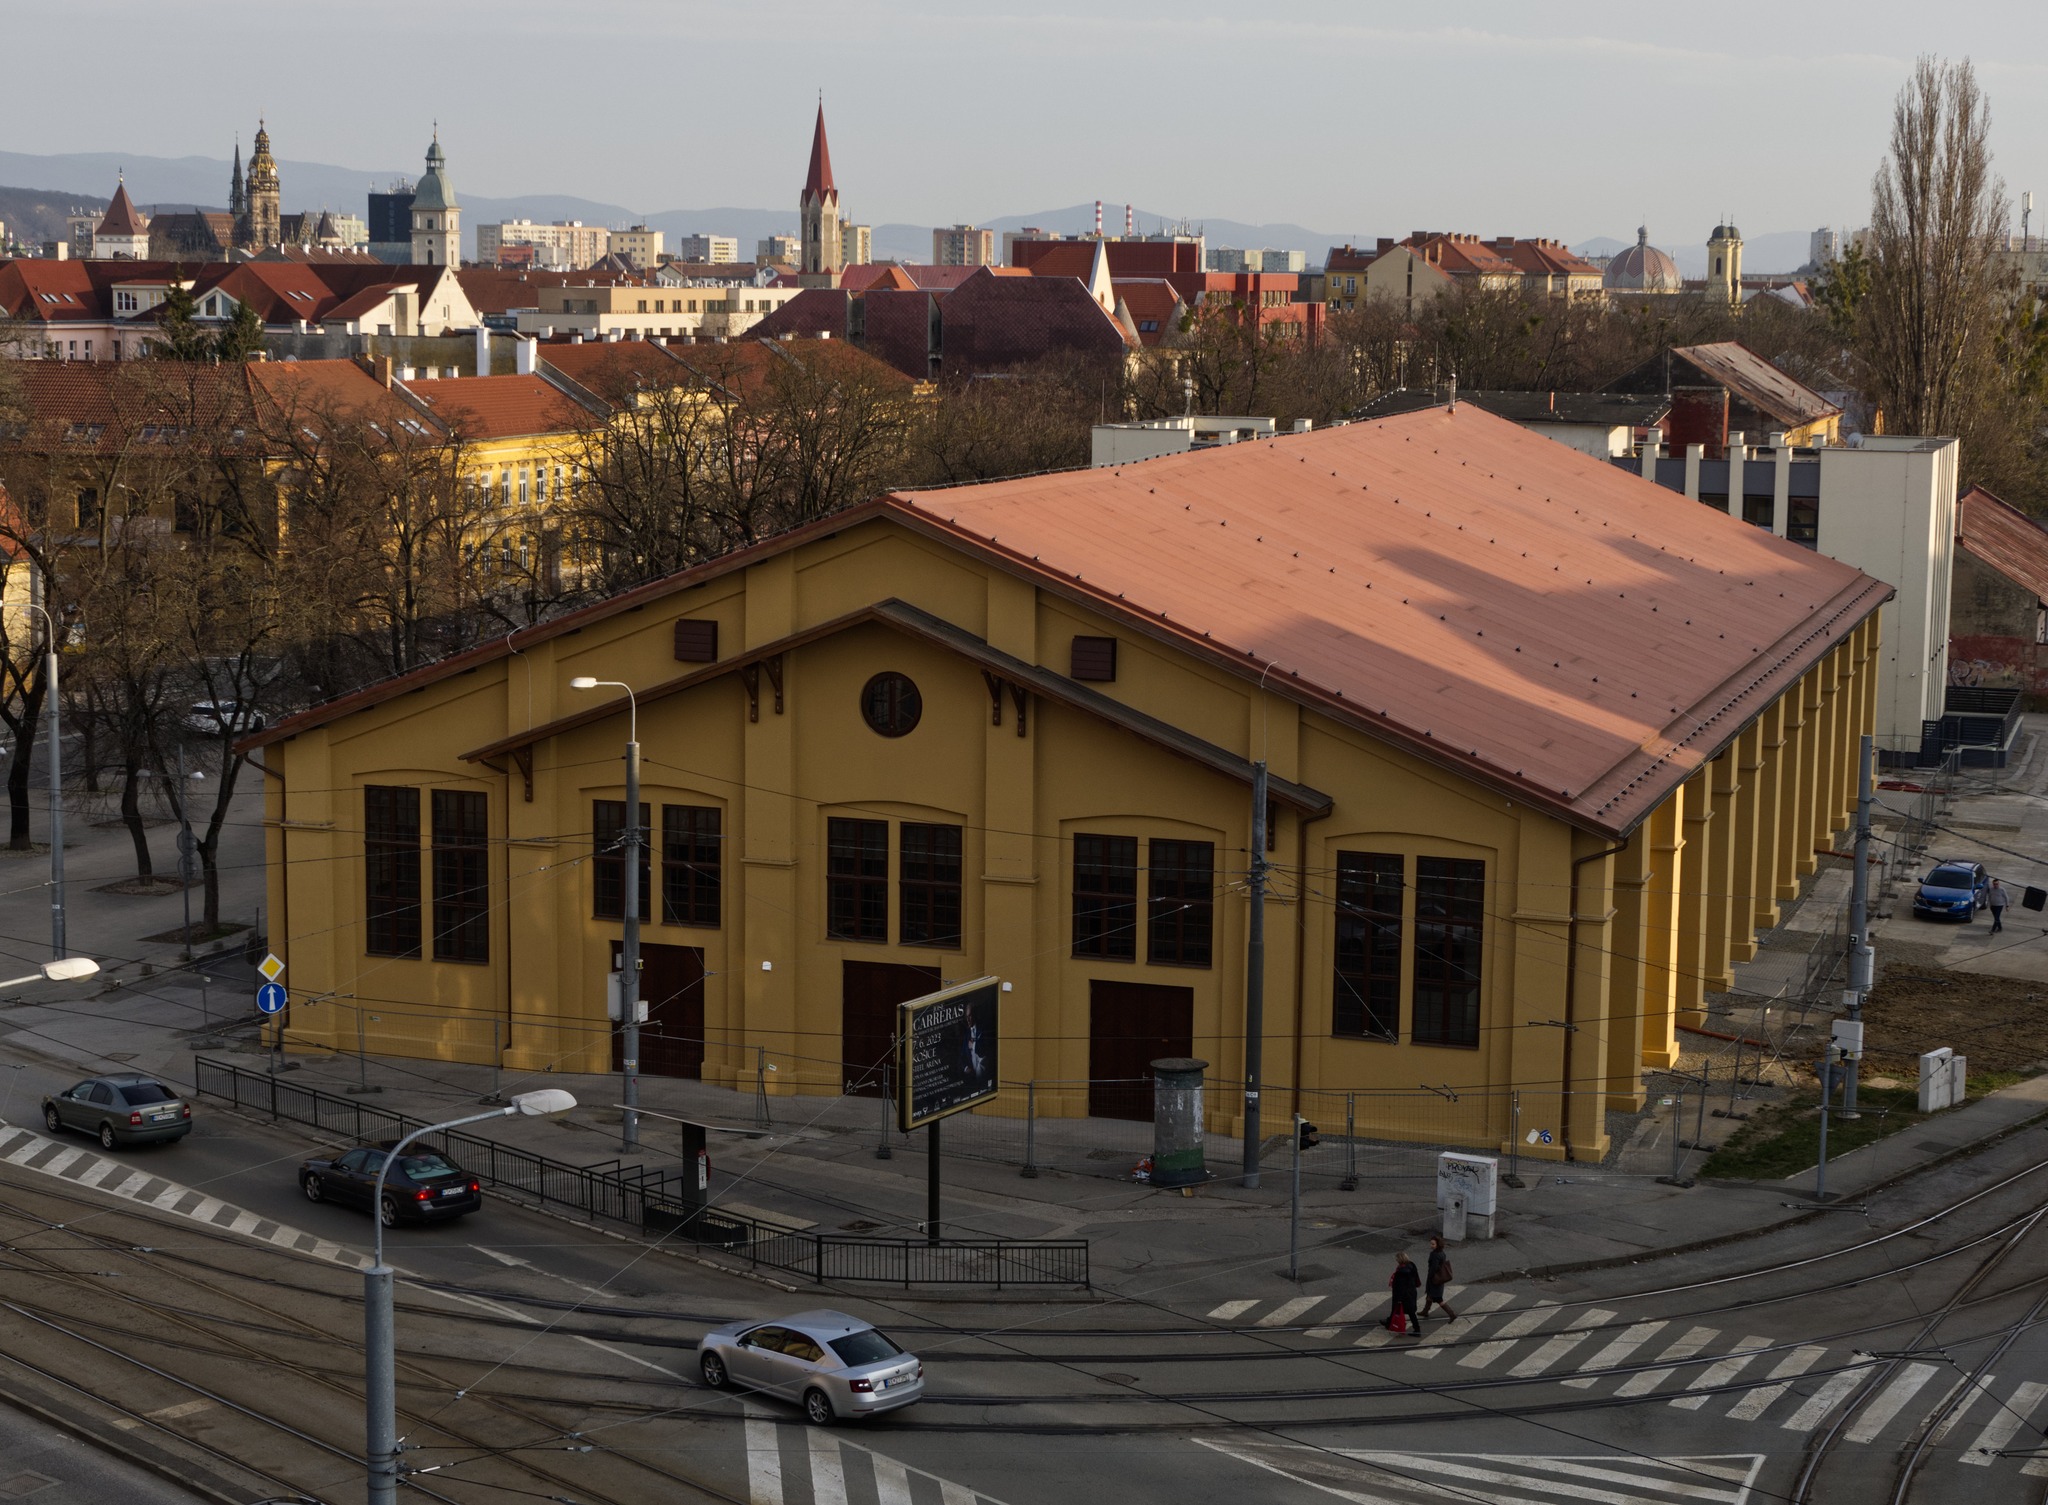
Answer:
[{"xmin": 1383, "ymin": 1252, "xmax": 1421, "ymax": 1335}]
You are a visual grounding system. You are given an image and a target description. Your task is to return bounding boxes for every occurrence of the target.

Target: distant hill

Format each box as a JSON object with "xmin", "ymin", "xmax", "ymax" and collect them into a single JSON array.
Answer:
[
  {"xmin": 1572, "ymin": 230, "xmax": 1816, "ymax": 278},
  {"xmin": 0, "ymin": 183, "xmax": 107, "ymax": 249}
]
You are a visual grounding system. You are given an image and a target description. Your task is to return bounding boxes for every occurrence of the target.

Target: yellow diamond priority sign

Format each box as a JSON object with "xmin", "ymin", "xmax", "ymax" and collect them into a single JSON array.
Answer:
[{"xmin": 258, "ymin": 953, "xmax": 285, "ymax": 984}]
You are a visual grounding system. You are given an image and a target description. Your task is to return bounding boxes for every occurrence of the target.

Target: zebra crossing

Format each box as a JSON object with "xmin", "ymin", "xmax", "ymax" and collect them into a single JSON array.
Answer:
[
  {"xmin": 743, "ymin": 1413, "xmax": 1013, "ymax": 1505},
  {"xmin": 0, "ymin": 1121, "xmax": 369, "ymax": 1268},
  {"xmin": 1196, "ymin": 1440, "xmax": 1766, "ymax": 1505},
  {"xmin": 1200, "ymin": 1287, "xmax": 2048, "ymax": 1465}
]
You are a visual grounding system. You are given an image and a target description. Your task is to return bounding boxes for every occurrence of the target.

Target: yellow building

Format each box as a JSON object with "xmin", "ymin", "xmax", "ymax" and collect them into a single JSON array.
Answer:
[{"xmin": 244, "ymin": 405, "xmax": 1888, "ymax": 1162}]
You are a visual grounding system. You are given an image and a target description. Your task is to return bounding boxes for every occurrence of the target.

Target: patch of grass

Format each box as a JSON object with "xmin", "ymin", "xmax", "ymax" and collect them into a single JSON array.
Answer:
[
  {"xmin": 1701, "ymin": 1084, "xmax": 1926, "ymax": 1181},
  {"xmin": 1701, "ymin": 1069, "xmax": 2033, "ymax": 1181}
]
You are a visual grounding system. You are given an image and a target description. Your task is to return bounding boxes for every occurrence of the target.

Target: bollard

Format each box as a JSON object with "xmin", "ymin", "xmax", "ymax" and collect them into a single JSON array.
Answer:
[
  {"xmin": 754, "ymin": 1045, "xmax": 771, "ymax": 1130},
  {"xmin": 1149, "ymin": 1058, "xmax": 1209, "ymax": 1189},
  {"xmin": 1505, "ymin": 1091, "xmax": 1524, "ymax": 1189},
  {"xmin": 875, "ymin": 1066, "xmax": 893, "ymax": 1160},
  {"xmin": 1021, "ymin": 1080, "xmax": 1040, "ymax": 1178},
  {"xmin": 1340, "ymin": 1092, "xmax": 1358, "ymax": 1192}
]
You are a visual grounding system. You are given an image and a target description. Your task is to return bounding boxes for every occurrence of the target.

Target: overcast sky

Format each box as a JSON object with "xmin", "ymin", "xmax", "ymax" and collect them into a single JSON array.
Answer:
[{"xmin": 12, "ymin": 0, "xmax": 2048, "ymax": 242}]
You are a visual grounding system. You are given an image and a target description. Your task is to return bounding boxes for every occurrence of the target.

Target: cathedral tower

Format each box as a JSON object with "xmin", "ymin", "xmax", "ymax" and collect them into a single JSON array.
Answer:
[
  {"xmin": 229, "ymin": 138, "xmax": 246, "ymax": 221},
  {"xmin": 799, "ymin": 103, "xmax": 842, "ymax": 278},
  {"xmin": 409, "ymin": 130, "xmax": 460, "ymax": 266},
  {"xmin": 1707, "ymin": 220, "xmax": 1744, "ymax": 307},
  {"xmin": 240, "ymin": 120, "xmax": 281, "ymax": 250}
]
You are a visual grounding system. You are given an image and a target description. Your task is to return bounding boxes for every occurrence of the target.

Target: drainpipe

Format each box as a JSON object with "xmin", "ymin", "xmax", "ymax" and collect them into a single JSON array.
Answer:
[
  {"xmin": 1288, "ymin": 800, "xmax": 1334, "ymax": 1121},
  {"xmin": 1562, "ymin": 836, "xmax": 1629, "ymax": 1161}
]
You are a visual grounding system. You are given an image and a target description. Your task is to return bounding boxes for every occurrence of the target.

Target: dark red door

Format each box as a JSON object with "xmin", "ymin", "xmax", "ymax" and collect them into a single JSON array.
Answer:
[
  {"xmin": 841, "ymin": 960, "xmax": 941, "ymax": 1098},
  {"xmin": 612, "ymin": 942, "xmax": 705, "ymax": 1079},
  {"xmin": 1088, "ymin": 981, "xmax": 1194, "ymax": 1121}
]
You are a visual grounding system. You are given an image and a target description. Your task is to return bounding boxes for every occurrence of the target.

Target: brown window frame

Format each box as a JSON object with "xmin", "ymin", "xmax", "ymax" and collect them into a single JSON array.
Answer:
[
  {"xmin": 364, "ymin": 785, "xmax": 422, "ymax": 958},
  {"xmin": 1333, "ymin": 851, "xmax": 1402, "ymax": 1041},
  {"xmin": 1072, "ymin": 834, "xmax": 1139, "ymax": 960},
  {"xmin": 1411, "ymin": 856, "xmax": 1484, "ymax": 1048},
  {"xmin": 593, "ymin": 799, "xmax": 651, "ymax": 922},
  {"xmin": 661, "ymin": 804, "xmax": 721, "ymax": 928},
  {"xmin": 899, "ymin": 821, "xmax": 963, "ymax": 948},
  {"xmin": 1147, "ymin": 838, "xmax": 1214, "ymax": 967},
  {"xmin": 827, "ymin": 817, "xmax": 889, "ymax": 942},
  {"xmin": 1070, "ymin": 635, "xmax": 1118, "ymax": 682},
  {"xmin": 431, "ymin": 789, "xmax": 489, "ymax": 963}
]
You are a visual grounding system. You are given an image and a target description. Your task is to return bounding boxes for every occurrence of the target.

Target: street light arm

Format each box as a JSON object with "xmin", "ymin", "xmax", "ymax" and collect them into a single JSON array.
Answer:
[{"xmin": 369, "ymin": 1105, "xmax": 515, "ymax": 1266}]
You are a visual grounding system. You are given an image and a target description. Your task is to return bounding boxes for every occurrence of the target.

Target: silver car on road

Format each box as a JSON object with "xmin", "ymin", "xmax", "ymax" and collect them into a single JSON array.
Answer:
[{"xmin": 698, "ymin": 1309, "xmax": 923, "ymax": 1425}]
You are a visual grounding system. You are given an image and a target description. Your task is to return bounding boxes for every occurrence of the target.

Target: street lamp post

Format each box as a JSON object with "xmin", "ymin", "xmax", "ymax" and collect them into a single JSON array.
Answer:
[
  {"xmin": 23, "ymin": 601, "xmax": 63, "ymax": 960},
  {"xmin": 364, "ymin": 1089, "xmax": 576, "ymax": 1505},
  {"xmin": 0, "ymin": 957, "xmax": 100, "ymax": 989},
  {"xmin": 570, "ymin": 675, "xmax": 641, "ymax": 1151}
]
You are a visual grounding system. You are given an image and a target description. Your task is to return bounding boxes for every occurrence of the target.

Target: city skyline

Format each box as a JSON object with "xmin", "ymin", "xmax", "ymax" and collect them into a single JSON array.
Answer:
[{"xmin": 9, "ymin": 1, "xmax": 2048, "ymax": 244}]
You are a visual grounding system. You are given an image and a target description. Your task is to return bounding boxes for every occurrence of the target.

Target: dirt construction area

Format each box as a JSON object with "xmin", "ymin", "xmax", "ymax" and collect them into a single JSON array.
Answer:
[{"xmin": 1860, "ymin": 955, "xmax": 2048, "ymax": 1077}]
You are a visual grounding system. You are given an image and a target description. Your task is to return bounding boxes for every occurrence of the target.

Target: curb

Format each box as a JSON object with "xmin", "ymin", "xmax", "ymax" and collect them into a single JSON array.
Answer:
[
  {"xmin": 0, "ymin": 1363, "xmax": 258, "ymax": 1505},
  {"xmin": 1493, "ymin": 1103, "xmax": 2048, "ymax": 1285}
]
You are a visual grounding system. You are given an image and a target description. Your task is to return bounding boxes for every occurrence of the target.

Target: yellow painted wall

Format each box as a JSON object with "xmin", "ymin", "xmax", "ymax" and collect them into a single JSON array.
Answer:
[{"xmin": 260, "ymin": 514, "xmax": 1879, "ymax": 1166}]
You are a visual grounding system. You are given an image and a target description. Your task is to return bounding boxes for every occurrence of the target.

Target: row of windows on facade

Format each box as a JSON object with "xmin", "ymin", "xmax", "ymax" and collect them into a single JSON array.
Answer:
[
  {"xmin": 361, "ymin": 786, "xmax": 1484, "ymax": 1048},
  {"xmin": 1705, "ymin": 491, "xmax": 1820, "ymax": 548},
  {"xmin": 463, "ymin": 466, "xmax": 578, "ymax": 511}
]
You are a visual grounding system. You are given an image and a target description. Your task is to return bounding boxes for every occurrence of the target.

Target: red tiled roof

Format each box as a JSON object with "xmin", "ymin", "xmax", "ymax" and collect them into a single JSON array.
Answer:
[
  {"xmin": 1111, "ymin": 279, "xmax": 1186, "ymax": 344},
  {"xmin": 320, "ymin": 284, "xmax": 409, "ymax": 322},
  {"xmin": 0, "ymin": 260, "xmax": 107, "ymax": 324},
  {"xmin": 749, "ymin": 288, "xmax": 853, "ymax": 343},
  {"xmin": 537, "ymin": 340, "xmax": 689, "ymax": 401},
  {"xmin": 937, "ymin": 268, "xmax": 1128, "ymax": 373},
  {"xmin": 402, "ymin": 373, "xmax": 591, "ymax": 439},
  {"xmin": 10, "ymin": 360, "xmax": 257, "ymax": 453},
  {"xmin": 1957, "ymin": 486, "xmax": 2048, "ymax": 602},
  {"xmin": 245, "ymin": 359, "xmax": 439, "ymax": 440},
  {"xmin": 669, "ymin": 336, "xmax": 916, "ymax": 401},
  {"xmin": 1500, "ymin": 238, "xmax": 1602, "ymax": 278},
  {"xmin": 841, "ymin": 264, "xmax": 917, "ymax": 292},
  {"xmin": 97, "ymin": 182, "xmax": 147, "ymax": 236},
  {"xmin": 891, "ymin": 406, "xmax": 1888, "ymax": 835},
  {"xmin": 803, "ymin": 103, "xmax": 836, "ymax": 201},
  {"xmin": 1325, "ymin": 245, "xmax": 1376, "ymax": 274}
]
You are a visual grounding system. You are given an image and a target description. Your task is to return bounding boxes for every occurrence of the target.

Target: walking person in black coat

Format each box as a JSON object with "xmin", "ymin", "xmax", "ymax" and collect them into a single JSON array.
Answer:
[
  {"xmin": 1421, "ymin": 1234, "xmax": 1458, "ymax": 1322},
  {"xmin": 1385, "ymin": 1252, "xmax": 1422, "ymax": 1336}
]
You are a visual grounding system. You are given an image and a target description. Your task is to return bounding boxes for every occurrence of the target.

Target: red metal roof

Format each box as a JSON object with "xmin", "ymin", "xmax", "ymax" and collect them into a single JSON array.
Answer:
[
  {"xmin": 803, "ymin": 103, "xmax": 836, "ymax": 202},
  {"xmin": 1957, "ymin": 485, "xmax": 2048, "ymax": 602},
  {"xmin": 1671, "ymin": 343, "xmax": 1840, "ymax": 429},
  {"xmin": 890, "ymin": 406, "xmax": 1889, "ymax": 834}
]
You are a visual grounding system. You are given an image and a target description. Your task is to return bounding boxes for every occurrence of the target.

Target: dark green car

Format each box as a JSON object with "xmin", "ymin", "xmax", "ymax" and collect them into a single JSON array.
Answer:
[{"xmin": 42, "ymin": 1075, "xmax": 192, "ymax": 1149}]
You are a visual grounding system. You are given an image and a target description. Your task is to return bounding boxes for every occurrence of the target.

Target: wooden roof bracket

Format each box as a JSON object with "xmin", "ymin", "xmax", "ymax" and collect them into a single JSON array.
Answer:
[{"xmin": 982, "ymin": 669, "xmax": 1005, "ymax": 726}]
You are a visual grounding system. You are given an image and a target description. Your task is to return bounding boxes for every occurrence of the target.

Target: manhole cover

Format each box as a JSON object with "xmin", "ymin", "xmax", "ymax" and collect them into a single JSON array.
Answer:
[
  {"xmin": 1100, "ymin": 1373, "xmax": 1140, "ymax": 1386},
  {"xmin": 0, "ymin": 1474, "xmax": 56, "ymax": 1500},
  {"xmin": 1086, "ymin": 1149, "xmax": 1129, "ymax": 1161},
  {"xmin": 839, "ymin": 1220, "xmax": 881, "ymax": 1233}
]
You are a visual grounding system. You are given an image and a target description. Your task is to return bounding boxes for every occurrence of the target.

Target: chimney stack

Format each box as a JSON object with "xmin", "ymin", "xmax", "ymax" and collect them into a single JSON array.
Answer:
[
  {"xmin": 474, "ymin": 324, "xmax": 490, "ymax": 375},
  {"xmin": 1125, "ymin": 204, "xmax": 1133, "ymax": 238}
]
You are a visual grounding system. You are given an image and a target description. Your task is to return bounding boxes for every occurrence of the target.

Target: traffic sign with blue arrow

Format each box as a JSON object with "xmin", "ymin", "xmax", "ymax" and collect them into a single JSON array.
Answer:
[{"xmin": 256, "ymin": 982, "xmax": 288, "ymax": 1015}]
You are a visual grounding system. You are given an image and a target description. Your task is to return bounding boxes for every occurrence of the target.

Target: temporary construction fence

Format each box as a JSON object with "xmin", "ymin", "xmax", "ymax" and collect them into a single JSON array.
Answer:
[{"xmin": 192, "ymin": 1056, "xmax": 1087, "ymax": 1287}]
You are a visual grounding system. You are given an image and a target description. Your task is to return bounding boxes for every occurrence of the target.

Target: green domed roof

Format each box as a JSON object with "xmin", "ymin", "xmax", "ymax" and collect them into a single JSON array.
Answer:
[{"xmin": 414, "ymin": 133, "xmax": 457, "ymax": 213}]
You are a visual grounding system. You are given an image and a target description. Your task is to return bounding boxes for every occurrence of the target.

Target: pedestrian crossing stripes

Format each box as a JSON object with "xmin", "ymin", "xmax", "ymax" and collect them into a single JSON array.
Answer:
[
  {"xmin": 744, "ymin": 1410, "xmax": 1011, "ymax": 1505},
  {"xmin": 1193, "ymin": 1285, "xmax": 2048, "ymax": 1464},
  {"xmin": 1195, "ymin": 1440, "xmax": 1766, "ymax": 1505},
  {"xmin": 0, "ymin": 1120, "xmax": 367, "ymax": 1269}
]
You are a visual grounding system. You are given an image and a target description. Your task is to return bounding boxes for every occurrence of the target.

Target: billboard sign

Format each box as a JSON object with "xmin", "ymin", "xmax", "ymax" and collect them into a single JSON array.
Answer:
[{"xmin": 896, "ymin": 976, "xmax": 1001, "ymax": 1131}]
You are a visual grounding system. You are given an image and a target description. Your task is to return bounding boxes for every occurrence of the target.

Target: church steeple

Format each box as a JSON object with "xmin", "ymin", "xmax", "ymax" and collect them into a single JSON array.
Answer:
[
  {"xmin": 798, "ymin": 100, "xmax": 843, "ymax": 278},
  {"xmin": 239, "ymin": 119, "xmax": 281, "ymax": 251},
  {"xmin": 230, "ymin": 138, "xmax": 245, "ymax": 218}
]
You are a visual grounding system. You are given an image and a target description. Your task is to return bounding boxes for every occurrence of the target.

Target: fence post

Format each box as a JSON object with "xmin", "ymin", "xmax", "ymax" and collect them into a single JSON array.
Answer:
[
  {"xmin": 815, "ymin": 1232, "xmax": 825, "ymax": 1284},
  {"xmin": 876, "ymin": 1067, "xmax": 893, "ymax": 1160},
  {"xmin": 1340, "ymin": 1092, "xmax": 1357, "ymax": 1192},
  {"xmin": 268, "ymin": 1066, "xmax": 277, "ymax": 1124},
  {"xmin": 755, "ymin": 1046, "xmax": 772, "ymax": 1130},
  {"xmin": 1021, "ymin": 1081, "xmax": 1039, "ymax": 1178},
  {"xmin": 1505, "ymin": 1091, "xmax": 1523, "ymax": 1188}
]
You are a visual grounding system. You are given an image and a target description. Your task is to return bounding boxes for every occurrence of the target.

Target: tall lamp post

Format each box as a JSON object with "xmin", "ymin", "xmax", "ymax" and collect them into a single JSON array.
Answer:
[
  {"xmin": 569, "ymin": 675, "xmax": 641, "ymax": 1151},
  {"xmin": 23, "ymin": 601, "xmax": 63, "ymax": 960},
  {"xmin": 364, "ymin": 1089, "xmax": 576, "ymax": 1505}
]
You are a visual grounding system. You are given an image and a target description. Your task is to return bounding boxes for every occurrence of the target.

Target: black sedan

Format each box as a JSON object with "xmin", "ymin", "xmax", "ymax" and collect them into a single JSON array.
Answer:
[
  {"xmin": 299, "ymin": 1144, "xmax": 482, "ymax": 1226},
  {"xmin": 43, "ymin": 1075, "xmax": 192, "ymax": 1149}
]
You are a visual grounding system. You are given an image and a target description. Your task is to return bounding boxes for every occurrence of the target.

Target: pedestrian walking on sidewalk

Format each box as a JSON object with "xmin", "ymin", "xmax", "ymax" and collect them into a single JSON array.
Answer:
[
  {"xmin": 1421, "ymin": 1235, "xmax": 1457, "ymax": 1322},
  {"xmin": 1385, "ymin": 1252, "xmax": 1421, "ymax": 1335},
  {"xmin": 1990, "ymin": 877, "xmax": 2009, "ymax": 934}
]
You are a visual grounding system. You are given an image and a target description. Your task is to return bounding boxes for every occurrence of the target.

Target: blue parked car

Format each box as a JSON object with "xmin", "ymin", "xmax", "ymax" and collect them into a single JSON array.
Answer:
[{"xmin": 1913, "ymin": 860, "xmax": 1989, "ymax": 921}]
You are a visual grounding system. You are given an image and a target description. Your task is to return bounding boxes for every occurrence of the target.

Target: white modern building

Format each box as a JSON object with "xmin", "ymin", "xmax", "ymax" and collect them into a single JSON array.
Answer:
[
  {"xmin": 676, "ymin": 233, "xmax": 739, "ymax": 264},
  {"xmin": 1626, "ymin": 433, "xmax": 1958, "ymax": 748},
  {"xmin": 477, "ymin": 219, "xmax": 610, "ymax": 270}
]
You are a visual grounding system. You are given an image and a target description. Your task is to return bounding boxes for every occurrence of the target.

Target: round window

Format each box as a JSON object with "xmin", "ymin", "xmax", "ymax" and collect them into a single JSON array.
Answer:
[{"xmin": 860, "ymin": 672, "xmax": 922, "ymax": 737}]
